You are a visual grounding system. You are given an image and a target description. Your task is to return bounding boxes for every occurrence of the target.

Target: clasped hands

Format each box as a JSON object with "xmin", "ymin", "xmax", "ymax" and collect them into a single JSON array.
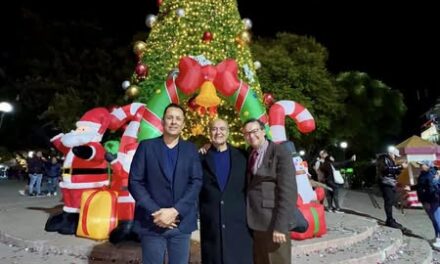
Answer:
[{"xmin": 152, "ymin": 208, "xmax": 179, "ymax": 229}]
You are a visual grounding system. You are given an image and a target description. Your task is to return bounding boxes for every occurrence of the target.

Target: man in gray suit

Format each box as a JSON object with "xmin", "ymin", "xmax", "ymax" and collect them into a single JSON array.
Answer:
[{"xmin": 243, "ymin": 118, "xmax": 297, "ymax": 264}]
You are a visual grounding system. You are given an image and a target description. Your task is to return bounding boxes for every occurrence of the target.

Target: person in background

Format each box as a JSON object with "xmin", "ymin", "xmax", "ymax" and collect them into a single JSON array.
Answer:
[
  {"xmin": 46, "ymin": 157, "xmax": 61, "ymax": 196},
  {"xmin": 376, "ymin": 148, "xmax": 408, "ymax": 228},
  {"xmin": 26, "ymin": 151, "xmax": 46, "ymax": 196},
  {"xmin": 319, "ymin": 150, "xmax": 342, "ymax": 213},
  {"xmin": 415, "ymin": 160, "xmax": 440, "ymax": 248},
  {"xmin": 128, "ymin": 103, "xmax": 203, "ymax": 264},
  {"xmin": 313, "ymin": 154, "xmax": 325, "ymax": 183},
  {"xmin": 243, "ymin": 118, "xmax": 297, "ymax": 264}
]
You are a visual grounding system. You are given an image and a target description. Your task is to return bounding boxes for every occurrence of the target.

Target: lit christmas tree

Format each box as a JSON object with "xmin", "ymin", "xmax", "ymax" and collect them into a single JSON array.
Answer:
[{"xmin": 125, "ymin": 0, "xmax": 266, "ymax": 146}]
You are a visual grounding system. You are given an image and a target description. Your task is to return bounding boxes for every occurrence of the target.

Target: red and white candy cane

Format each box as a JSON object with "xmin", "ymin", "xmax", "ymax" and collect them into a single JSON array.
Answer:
[
  {"xmin": 269, "ymin": 100, "xmax": 315, "ymax": 143},
  {"xmin": 108, "ymin": 103, "xmax": 146, "ymax": 222}
]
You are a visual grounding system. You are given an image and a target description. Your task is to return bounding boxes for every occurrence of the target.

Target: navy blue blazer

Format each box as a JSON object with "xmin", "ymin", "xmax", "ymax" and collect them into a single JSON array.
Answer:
[{"xmin": 128, "ymin": 137, "xmax": 203, "ymax": 235}]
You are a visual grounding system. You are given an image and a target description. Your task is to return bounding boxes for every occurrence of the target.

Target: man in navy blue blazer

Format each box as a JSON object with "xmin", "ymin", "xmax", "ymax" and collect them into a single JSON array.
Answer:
[{"xmin": 128, "ymin": 103, "xmax": 203, "ymax": 264}]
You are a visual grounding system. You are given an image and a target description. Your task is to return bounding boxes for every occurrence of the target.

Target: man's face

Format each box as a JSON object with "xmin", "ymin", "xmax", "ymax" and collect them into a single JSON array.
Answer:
[
  {"xmin": 36, "ymin": 151, "xmax": 42, "ymax": 158},
  {"xmin": 210, "ymin": 120, "xmax": 229, "ymax": 146},
  {"xmin": 162, "ymin": 106, "xmax": 185, "ymax": 137},
  {"xmin": 243, "ymin": 121, "xmax": 266, "ymax": 149}
]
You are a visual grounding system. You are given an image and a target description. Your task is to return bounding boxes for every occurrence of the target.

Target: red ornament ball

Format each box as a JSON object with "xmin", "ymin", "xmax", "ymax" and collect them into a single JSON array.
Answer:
[
  {"xmin": 135, "ymin": 63, "xmax": 149, "ymax": 77},
  {"xmin": 203, "ymin": 31, "xmax": 213, "ymax": 42},
  {"xmin": 263, "ymin": 93, "xmax": 275, "ymax": 107},
  {"xmin": 187, "ymin": 97, "xmax": 198, "ymax": 111}
]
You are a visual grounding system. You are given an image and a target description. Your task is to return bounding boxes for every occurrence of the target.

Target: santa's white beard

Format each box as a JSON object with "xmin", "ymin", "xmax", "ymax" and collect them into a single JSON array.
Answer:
[{"xmin": 61, "ymin": 130, "xmax": 102, "ymax": 148}]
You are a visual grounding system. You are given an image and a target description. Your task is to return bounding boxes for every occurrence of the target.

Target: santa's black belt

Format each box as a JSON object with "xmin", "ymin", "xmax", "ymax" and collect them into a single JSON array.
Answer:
[{"xmin": 62, "ymin": 168, "xmax": 108, "ymax": 175}]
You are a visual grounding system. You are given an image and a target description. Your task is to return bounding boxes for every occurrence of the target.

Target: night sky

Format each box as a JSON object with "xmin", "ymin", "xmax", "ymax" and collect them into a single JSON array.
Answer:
[{"xmin": 2, "ymin": 0, "xmax": 439, "ymax": 142}]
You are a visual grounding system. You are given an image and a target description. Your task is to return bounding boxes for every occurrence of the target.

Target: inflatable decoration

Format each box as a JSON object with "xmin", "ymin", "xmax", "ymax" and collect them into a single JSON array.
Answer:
[
  {"xmin": 45, "ymin": 107, "xmax": 111, "ymax": 236},
  {"xmin": 106, "ymin": 103, "xmax": 146, "ymax": 243},
  {"xmin": 269, "ymin": 100, "xmax": 315, "ymax": 143},
  {"xmin": 268, "ymin": 100, "xmax": 326, "ymax": 240},
  {"xmin": 137, "ymin": 56, "xmax": 269, "ymax": 141},
  {"xmin": 76, "ymin": 189, "xmax": 118, "ymax": 240}
]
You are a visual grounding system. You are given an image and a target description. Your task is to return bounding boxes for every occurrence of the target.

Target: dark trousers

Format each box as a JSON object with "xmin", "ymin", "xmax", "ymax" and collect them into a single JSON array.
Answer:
[
  {"xmin": 253, "ymin": 230, "xmax": 291, "ymax": 264},
  {"xmin": 380, "ymin": 184, "xmax": 396, "ymax": 222},
  {"xmin": 140, "ymin": 228, "xmax": 191, "ymax": 264},
  {"xmin": 423, "ymin": 202, "xmax": 440, "ymax": 238},
  {"xmin": 326, "ymin": 181, "xmax": 340, "ymax": 209}
]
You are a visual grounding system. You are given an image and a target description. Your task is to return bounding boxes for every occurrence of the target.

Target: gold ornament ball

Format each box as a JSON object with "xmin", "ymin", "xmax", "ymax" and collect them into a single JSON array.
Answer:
[
  {"xmin": 235, "ymin": 36, "xmax": 245, "ymax": 47},
  {"xmin": 133, "ymin": 41, "xmax": 147, "ymax": 56},
  {"xmin": 239, "ymin": 31, "xmax": 252, "ymax": 44},
  {"xmin": 126, "ymin": 85, "xmax": 140, "ymax": 98}
]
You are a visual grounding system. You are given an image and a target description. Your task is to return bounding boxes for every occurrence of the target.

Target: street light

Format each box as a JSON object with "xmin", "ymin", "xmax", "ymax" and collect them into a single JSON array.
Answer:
[
  {"xmin": 299, "ymin": 150, "xmax": 306, "ymax": 156},
  {"xmin": 0, "ymin": 102, "xmax": 13, "ymax": 129},
  {"xmin": 340, "ymin": 141, "xmax": 348, "ymax": 149},
  {"xmin": 340, "ymin": 141, "xmax": 348, "ymax": 160}
]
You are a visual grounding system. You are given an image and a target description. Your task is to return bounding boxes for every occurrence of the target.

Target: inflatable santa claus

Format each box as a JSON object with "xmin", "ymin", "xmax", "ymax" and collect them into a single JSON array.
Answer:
[{"xmin": 45, "ymin": 107, "xmax": 111, "ymax": 234}]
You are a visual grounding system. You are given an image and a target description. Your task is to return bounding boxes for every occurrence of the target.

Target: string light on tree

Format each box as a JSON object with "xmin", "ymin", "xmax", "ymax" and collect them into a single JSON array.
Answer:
[{"xmin": 176, "ymin": 8, "xmax": 185, "ymax": 17}]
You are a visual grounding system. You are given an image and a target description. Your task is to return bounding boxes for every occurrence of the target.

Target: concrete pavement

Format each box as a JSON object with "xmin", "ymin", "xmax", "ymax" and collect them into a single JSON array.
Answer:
[{"xmin": 1, "ymin": 178, "xmax": 439, "ymax": 263}]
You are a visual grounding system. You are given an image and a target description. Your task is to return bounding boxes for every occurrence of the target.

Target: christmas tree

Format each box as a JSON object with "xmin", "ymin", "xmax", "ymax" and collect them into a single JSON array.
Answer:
[{"xmin": 125, "ymin": 0, "xmax": 267, "ymax": 146}]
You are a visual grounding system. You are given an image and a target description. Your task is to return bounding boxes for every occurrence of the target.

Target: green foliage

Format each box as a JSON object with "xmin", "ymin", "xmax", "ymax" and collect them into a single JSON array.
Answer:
[
  {"xmin": 346, "ymin": 161, "xmax": 377, "ymax": 189},
  {"xmin": 334, "ymin": 71, "xmax": 407, "ymax": 158},
  {"xmin": 252, "ymin": 33, "xmax": 344, "ymax": 153}
]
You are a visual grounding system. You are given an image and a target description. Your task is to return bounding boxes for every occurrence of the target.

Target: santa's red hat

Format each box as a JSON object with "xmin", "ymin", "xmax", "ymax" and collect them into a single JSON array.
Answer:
[{"xmin": 76, "ymin": 107, "xmax": 110, "ymax": 136}]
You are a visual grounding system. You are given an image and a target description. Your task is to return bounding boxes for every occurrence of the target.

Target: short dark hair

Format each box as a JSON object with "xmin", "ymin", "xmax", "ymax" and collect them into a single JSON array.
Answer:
[
  {"xmin": 163, "ymin": 103, "xmax": 186, "ymax": 118},
  {"xmin": 243, "ymin": 118, "xmax": 265, "ymax": 130}
]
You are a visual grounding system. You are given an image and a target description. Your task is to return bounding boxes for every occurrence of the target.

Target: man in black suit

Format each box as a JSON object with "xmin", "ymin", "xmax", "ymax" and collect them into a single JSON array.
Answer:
[{"xmin": 199, "ymin": 119, "xmax": 253, "ymax": 264}]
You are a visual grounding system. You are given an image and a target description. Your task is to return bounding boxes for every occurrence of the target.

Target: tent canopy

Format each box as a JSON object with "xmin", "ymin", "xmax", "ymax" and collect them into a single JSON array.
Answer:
[{"xmin": 396, "ymin": 135, "xmax": 437, "ymax": 155}]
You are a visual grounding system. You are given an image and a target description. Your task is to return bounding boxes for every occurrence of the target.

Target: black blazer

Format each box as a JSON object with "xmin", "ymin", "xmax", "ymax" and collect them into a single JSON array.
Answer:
[
  {"xmin": 199, "ymin": 145, "xmax": 253, "ymax": 264},
  {"xmin": 128, "ymin": 137, "xmax": 203, "ymax": 235}
]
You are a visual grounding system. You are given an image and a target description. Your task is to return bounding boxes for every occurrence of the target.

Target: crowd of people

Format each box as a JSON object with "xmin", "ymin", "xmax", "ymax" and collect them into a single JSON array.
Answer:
[{"xmin": 20, "ymin": 151, "xmax": 61, "ymax": 197}]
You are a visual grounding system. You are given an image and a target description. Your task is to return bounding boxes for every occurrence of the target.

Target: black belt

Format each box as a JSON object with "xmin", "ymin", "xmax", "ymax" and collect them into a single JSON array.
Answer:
[{"xmin": 62, "ymin": 168, "xmax": 108, "ymax": 175}]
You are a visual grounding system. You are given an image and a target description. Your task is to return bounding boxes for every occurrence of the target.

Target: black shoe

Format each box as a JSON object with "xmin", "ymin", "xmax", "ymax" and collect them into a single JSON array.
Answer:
[
  {"xmin": 109, "ymin": 221, "xmax": 136, "ymax": 244},
  {"xmin": 386, "ymin": 219, "xmax": 403, "ymax": 229},
  {"xmin": 58, "ymin": 213, "xmax": 79, "ymax": 235},
  {"xmin": 45, "ymin": 212, "xmax": 66, "ymax": 232}
]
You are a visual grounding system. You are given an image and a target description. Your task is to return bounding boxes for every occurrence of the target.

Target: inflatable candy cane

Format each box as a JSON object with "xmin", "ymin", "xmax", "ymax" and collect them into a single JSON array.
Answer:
[
  {"xmin": 269, "ymin": 100, "xmax": 315, "ymax": 143},
  {"xmin": 268, "ymin": 101, "xmax": 326, "ymax": 240},
  {"xmin": 107, "ymin": 103, "xmax": 145, "ymax": 243},
  {"xmin": 269, "ymin": 100, "xmax": 316, "ymax": 202}
]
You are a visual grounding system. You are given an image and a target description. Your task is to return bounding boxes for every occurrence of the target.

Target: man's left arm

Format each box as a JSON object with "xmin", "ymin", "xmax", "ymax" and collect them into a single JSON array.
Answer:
[
  {"xmin": 174, "ymin": 145, "xmax": 203, "ymax": 218},
  {"xmin": 274, "ymin": 145, "xmax": 297, "ymax": 233}
]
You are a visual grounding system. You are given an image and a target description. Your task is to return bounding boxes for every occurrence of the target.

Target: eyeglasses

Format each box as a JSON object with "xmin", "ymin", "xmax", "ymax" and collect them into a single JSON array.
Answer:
[
  {"xmin": 243, "ymin": 128, "xmax": 261, "ymax": 137},
  {"xmin": 211, "ymin": 127, "xmax": 228, "ymax": 132}
]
